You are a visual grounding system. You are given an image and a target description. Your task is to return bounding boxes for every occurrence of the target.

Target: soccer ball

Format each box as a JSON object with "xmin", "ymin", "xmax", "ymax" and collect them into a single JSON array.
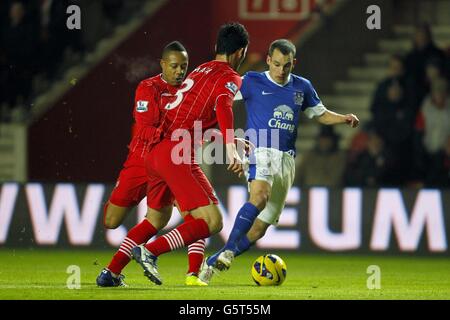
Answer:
[{"xmin": 251, "ymin": 254, "xmax": 287, "ymax": 286}]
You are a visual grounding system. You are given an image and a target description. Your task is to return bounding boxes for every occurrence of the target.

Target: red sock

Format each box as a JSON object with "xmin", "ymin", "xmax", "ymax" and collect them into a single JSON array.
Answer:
[
  {"xmin": 145, "ymin": 218, "xmax": 210, "ymax": 257},
  {"xmin": 187, "ymin": 239, "xmax": 206, "ymax": 275},
  {"xmin": 107, "ymin": 219, "xmax": 157, "ymax": 275}
]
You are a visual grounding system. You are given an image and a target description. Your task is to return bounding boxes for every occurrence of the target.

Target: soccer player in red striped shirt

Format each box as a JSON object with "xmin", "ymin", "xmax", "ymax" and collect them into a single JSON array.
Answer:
[
  {"xmin": 130, "ymin": 22, "xmax": 249, "ymax": 285},
  {"xmin": 97, "ymin": 42, "xmax": 211, "ymax": 287}
]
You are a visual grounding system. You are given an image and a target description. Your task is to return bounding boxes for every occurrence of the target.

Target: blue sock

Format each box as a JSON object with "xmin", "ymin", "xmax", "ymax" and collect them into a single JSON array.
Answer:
[
  {"xmin": 223, "ymin": 202, "xmax": 259, "ymax": 251},
  {"xmin": 234, "ymin": 235, "xmax": 252, "ymax": 257},
  {"xmin": 206, "ymin": 203, "xmax": 259, "ymax": 267},
  {"xmin": 207, "ymin": 236, "xmax": 253, "ymax": 266}
]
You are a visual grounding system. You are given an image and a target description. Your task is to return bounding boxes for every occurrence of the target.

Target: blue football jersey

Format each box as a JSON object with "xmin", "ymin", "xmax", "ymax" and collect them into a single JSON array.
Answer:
[{"xmin": 240, "ymin": 71, "xmax": 325, "ymax": 156}]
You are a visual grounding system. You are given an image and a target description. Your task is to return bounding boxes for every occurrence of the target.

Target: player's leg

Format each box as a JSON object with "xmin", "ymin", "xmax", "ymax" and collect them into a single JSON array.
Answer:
[
  {"xmin": 97, "ymin": 159, "xmax": 155, "ymax": 286},
  {"xmin": 132, "ymin": 204, "xmax": 217, "ymax": 285},
  {"xmin": 233, "ymin": 151, "xmax": 295, "ymax": 257},
  {"xmin": 176, "ymin": 197, "xmax": 208, "ymax": 285},
  {"xmin": 205, "ymin": 178, "xmax": 271, "ymax": 269},
  {"xmin": 235, "ymin": 218, "xmax": 270, "ymax": 256},
  {"xmin": 202, "ymin": 180, "xmax": 272, "ymax": 274},
  {"xmin": 143, "ymin": 140, "xmax": 222, "ymax": 254},
  {"xmin": 97, "ymin": 206, "xmax": 173, "ymax": 287},
  {"xmin": 103, "ymin": 156, "xmax": 148, "ymax": 229},
  {"xmin": 199, "ymin": 152, "xmax": 294, "ymax": 283},
  {"xmin": 103, "ymin": 202, "xmax": 130, "ymax": 229},
  {"xmin": 132, "ymin": 142, "xmax": 220, "ymax": 284},
  {"xmin": 183, "ymin": 213, "xmax": 207, "ymax": 286},
  {"xmin": 233, "ymin": 152, "xmax": 295, "ymax": 258},
  {"xmin": 205, "ymin": 148, "xmax": 275, "ymax": 269},
  {"xmin": 199, "ymin": 196, "xmax": 282, "ymax": 284},
  {"xmin": 184, "ymin": 165, "xmax": 218, "ymax": 285},
  {"xmin": 226, "ymin": 179, "xmax": 271, "ymax": 248}
]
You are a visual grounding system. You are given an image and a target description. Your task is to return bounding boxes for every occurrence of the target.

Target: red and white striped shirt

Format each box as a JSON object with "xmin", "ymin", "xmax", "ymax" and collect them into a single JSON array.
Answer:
[{"xmin": 159, "ymin": 60, "xmax": 241, "ymax": 143}]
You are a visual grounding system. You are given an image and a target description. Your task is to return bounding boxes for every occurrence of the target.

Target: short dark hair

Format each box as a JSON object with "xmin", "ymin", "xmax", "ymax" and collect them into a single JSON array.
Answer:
[
  {"xmin": 162, "ymin": 41, "xmax": 187, "ymax": 58},
  {"xmin": 216, "ymin": 22, "xmax": 249, "ymax": 55},
  {"xmin": 269, "ymin": 39, "xmax": 296, "ymax": 57}
]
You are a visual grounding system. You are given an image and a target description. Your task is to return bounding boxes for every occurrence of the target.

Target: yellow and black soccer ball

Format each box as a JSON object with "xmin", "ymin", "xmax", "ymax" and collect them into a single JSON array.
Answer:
[{"xmin": 251, "ymin": 254, "xmax": 287, "ymax": 286}]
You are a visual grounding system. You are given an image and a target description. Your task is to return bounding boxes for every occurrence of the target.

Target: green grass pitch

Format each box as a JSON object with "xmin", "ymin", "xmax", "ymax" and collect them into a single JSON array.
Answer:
[{"xmin": 0, "ymin": 249, "xmax": 449, "ymax": 300}]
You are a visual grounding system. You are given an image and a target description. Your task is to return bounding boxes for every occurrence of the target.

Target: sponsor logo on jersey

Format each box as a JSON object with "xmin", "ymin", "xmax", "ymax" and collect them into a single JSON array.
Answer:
[
  {"xmin": 136, "ymin": 100, "xmax": 148, "ymax": 113},
  {"xmin": 225, "ymin": 82, "xmax": 238, "ymax": 95},
  {"xmin": 268, "ymin": 105, "xmax": 295, "ymax": 133},
  {"xmin": 294, "ymin": 91, "xmax": 304, "ymax": 105}
]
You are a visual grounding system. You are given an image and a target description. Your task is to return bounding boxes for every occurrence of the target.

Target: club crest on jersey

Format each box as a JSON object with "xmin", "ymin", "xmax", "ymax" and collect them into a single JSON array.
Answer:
[
  {"xmin": 225, "ymin": 82, "xmax": 238, "ymax": 95},
  {"xmin": 136, "ymin": 100, "xmax": 148, "ymax": 113},
  {"xmin": 294, "ymin": 91, "xmax": 304, "ymax": 105}
]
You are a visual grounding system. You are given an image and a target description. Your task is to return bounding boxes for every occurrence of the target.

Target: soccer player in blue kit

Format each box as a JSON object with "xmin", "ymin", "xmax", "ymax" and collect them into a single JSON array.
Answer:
[{"xmin": 199, "ymin": 39, "xmax": 359, "ymax": 283}]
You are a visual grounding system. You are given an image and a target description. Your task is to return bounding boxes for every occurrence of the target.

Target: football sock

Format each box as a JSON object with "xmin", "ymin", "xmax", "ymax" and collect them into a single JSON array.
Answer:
[
  {"xmin": 107, "ymin": 219, "xmax": 157, "ymax": 275},
  {"xmin": 145, "ymin": 218, "xmax": 210, "ymax": 257},
  {"xmin": 234, "ymin": 235, "xmax": 252, "ymax": 257},
  {"xmin": 223, "ymin": 202, "xmax": 260, "ymax": 251},
  {"xmin": 187, "ymin": 239, "xmax": 206, "ymax": 275},
  {"xmin": 207, "ymin": 235, "xmax": 252, "ymax": 267},
  {"xmin": 181, "ymin": 214, "xmax": 207, "ymax": 275}
]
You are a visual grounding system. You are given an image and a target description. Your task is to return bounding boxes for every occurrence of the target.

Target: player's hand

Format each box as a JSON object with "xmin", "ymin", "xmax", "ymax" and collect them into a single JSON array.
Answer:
[
  {"xmin": 226, "ymin": 143, "xmax": 244, "ymax": 177},
  {"xmin": 344, "ymin": 114, "xmax": 359, "ymax": 128}
]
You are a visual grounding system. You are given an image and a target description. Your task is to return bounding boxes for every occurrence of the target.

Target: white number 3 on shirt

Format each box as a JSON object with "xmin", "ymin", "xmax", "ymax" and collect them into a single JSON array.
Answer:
[{"xmin": 164, "ymin": 79, "xmax": 194, "ymax": 110}]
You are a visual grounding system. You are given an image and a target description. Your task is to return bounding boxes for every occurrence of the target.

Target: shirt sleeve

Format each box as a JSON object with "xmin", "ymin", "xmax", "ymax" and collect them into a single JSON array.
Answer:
[
  {"xmin": 214, "ymin": 73, "xmax": 242, "ymax": 143},
  {"xmin": 132, "ymin": 81, "xmax": 162, "ymax": 144},
  {"xmin": 237, "ymin": 73, "xmax": 249, "ymax": 100},
  {"xmin": 303, "ymin": 79, "xmax": 327, "ymax": 119},
  {"xmin": 133, "ymin": 81, "xmax": 160, "ymax": 128}
]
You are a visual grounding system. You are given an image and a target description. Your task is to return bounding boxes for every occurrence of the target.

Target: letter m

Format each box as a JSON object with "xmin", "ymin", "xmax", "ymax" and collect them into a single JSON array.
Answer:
[
  {"xmin": 370, "ymin": 189, "xmax": 447, "ymax": 252},
  {"xmin": 26, "ymin": 183, "xmax": 104, "ymax": 245}
]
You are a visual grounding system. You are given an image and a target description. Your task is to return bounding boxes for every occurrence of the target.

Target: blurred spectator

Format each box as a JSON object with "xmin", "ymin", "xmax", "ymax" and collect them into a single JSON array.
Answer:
[
  {"xmin": 415, "ymin": 79, "xmax": 450, "ymax": 154},
  {"xmin": 296, "ymin": 126, "xmax": 346, "ymax": 187},
  {"xmin": 413, "ymin": 78, "xmax": 450, "ymax": 178},
  {"xmin": 370, "ymin": 55, "xmax": 416, "ymax": 184},
  {"xmin": 412, "ymin": 78, "xmax": 450, "ymax": 183},
  {"xmin": 1, "ymin": 1, "xmax": 39, "ymax": 119},
  {"xmin": 424, "ymin": 57, "xmax": 448, "ymax": 97},
  {"xmin": 37, "ymin": 0, "xmax": 70, "ymax": 79},
  {"xmin": 424, "ymin": 135, "xmax": 450, "ymax": 188},
  {"xmin": 345, "ymin": 130, "xmax": 396, "ymax": 187},
  {"xmin": 405, "ymin": 23, "xmax": 447, "ymax": 109}
]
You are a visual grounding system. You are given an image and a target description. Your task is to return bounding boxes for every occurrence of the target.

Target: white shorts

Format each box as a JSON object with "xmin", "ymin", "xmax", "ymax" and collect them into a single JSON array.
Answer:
[{"xmin": 244, "ymin": 147, "xmax": 295, "ymax": 225}]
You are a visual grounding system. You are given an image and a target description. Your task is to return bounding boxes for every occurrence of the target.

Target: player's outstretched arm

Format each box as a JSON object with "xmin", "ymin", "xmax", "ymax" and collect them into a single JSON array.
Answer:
[{"xmin": 315, "ymin": 109, "xmax": 359, "ymax": 128}]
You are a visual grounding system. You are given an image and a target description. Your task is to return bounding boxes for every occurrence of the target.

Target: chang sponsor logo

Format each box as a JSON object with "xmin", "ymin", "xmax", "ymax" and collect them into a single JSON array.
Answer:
[{"xmin": 268, "ymin": 105, "xmax": 295, "ymax": 132}]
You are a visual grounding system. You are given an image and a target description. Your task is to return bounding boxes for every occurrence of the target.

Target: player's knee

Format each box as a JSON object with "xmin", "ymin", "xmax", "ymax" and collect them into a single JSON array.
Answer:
[
  {"xmin": 103, "ymin": 215, "xmax": 120, "ymax": 229},
  {"xmin": 146, "ymin": 208, "xmax": 172, "ymax": 230},
  {"xmin": 249, "ymin": 190, "xmax": 269, "ymax": 211},
  {"xmin": 211, "ymin": 217, "xmax": 223, "ymax": 234},
  {"xmin": 200, "ymin": 214, "xmax": 223, "ymax": 234},
  {"xmin": 208, "ymin": 219, "xmax": 223, "ymax": 234},
  {"xmin": 147, "ymin": 216, "xmax": 169, "ymax": 230}
]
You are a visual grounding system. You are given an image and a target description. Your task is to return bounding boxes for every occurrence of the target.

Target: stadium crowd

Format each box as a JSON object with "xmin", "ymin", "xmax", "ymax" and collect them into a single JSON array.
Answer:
[
  {"xmin": 0, "ymin": 1, "xmax": 448, "ymax": 189},
  {"xmin": 297, "ymin": 23, "xmax": 450, "ymax": 188},
  {"xmin": 0, "ymin": 0, "xmax": 132, "ymax": 122}
]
